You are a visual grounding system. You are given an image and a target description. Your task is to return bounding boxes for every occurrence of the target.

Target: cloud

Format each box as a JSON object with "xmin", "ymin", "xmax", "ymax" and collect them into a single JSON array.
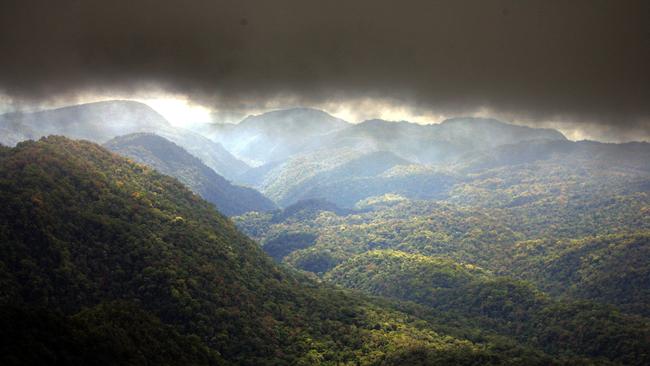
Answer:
[{"xmin": 0, "ymin": 0, "xmax": 648, "ymax": 140}]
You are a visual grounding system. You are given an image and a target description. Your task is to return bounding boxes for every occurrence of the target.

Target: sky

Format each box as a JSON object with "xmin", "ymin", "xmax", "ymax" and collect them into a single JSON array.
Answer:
[{"xmin": 0, "ymin": 0, "xmax": 648, "ymax": 142}]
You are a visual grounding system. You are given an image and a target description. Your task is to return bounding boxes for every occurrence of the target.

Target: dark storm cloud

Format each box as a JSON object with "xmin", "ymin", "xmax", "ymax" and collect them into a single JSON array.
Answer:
[{"xmin": 0, "ymin": 0, "xmax": 648, "ymax": 137}]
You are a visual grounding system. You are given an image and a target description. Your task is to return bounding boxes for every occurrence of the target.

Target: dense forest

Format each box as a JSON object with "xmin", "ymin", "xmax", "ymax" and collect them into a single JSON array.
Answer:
[
  {"xmin": 0, "ymin": 137, "xmax": 599, "ymax": 365},
  {"xmin": 227, "ymin": 110, "xmax": 650, "ymax": 364},
  {"xmin": 0, "ymin": 103, "xmax": 648, "ymax": 365},
  {"xmin": 1, "ymin": 0, "xmax": 648, "ymax": 362}
]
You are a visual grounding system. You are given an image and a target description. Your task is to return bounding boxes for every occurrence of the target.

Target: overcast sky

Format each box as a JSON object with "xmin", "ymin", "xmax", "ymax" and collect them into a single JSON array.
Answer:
[{"xmin": 0, "ymin": 0, "xmax": 648, "ymax": 142}]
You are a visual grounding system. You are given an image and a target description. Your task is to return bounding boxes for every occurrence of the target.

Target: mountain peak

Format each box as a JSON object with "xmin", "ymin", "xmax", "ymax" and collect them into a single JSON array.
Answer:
[
  {"xmin": 0, "ymin": 99, "xmax": 171, "ymax": 146},
  {"xmin": 239, "ymin": 107, "xmax": 348, "ymax": 127},
  {"xmin": 41, "ymin": 100, "xmax": 168, "ymax": 123},
  {"xmin": 214, "ymin": 107, "xmax": 351, "ymax": 164}
]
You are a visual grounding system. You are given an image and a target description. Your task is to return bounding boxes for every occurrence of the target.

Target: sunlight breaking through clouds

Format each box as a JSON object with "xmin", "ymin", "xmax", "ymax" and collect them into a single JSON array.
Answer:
[{"xmin": 139, "ymin": 97, "xmax": 213, "ymax": 128}]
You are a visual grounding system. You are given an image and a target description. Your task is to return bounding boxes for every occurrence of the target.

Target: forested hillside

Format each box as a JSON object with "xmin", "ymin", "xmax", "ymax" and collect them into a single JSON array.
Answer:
[
  {"xmin": 326, "ymin": 250, "xmax": 650, "ymax": 363},
  {"xmin": 1, "ymin": 108, "xmax": 649, "ymax": 365},
  {"xmin": 2, "ymin": 136, "xmax": 607, "ymax": 365},
  {"xmin": 234, "ymin": 136, "xmax": 650, "ymax": 364}
]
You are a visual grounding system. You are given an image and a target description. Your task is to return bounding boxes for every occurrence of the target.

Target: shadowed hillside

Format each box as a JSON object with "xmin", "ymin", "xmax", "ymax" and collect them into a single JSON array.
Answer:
[{"xmin": 104, "ymin": 133, "xmax": 276, "ymax": 216}]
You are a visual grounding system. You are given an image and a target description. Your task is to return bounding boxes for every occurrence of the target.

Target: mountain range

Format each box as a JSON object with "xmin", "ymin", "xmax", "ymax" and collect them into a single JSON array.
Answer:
[
  {"xmin": 0, "ymin": 100, "xmax": 249, "ymax": 180},
  {"xmin": 210, "ymin": 109, "xmax": 565, "ymax": 166},
  {"xmin": 210, "ymin": 108, "xmax": 350, "ymax": 166},
  {"xmin": 1, "ymin": 100, "xmax": 649, "ymax": 365},
  {"xmin": 1, "ymin": 102, "xmax": 576, "ymax": 209},
  {"xmin": 209, "ymin": 108, "xmax": 569, "ymax": 207}
]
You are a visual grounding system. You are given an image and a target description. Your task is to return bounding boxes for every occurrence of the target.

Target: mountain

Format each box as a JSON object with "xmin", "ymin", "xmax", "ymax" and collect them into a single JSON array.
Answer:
[
  {"xmin": 249, "ymin": 137, "xmax": 650, "ymax": 209},
  {"xmin": 104, "ymin": 133, "xmax": 276, "ymax": 216},
  {"xmin": 2, "ymin": 103, "xmax": 649, "ymax": 364},
  {"xmin": 258, "ymin": 150, "xmax": 423, "ymax": 207},
  {"xmin": 0, "ymin": 302, "xmax": 219, "ymax": 365},
  {"xmin": 319, "ymin": 119, "xmax": 458, "ymax": 163},
  {"xmin": 211, "ymin": 108, "xmax": 350, "ymax": 165},
  {"xmin": 445, "ymin": 142, "xmax": 650, "ymax": 210},
  {"xmin": 236, "ymin": 199, "xmax": 523, "ymax": 274},
  {"xmin": 1, "ymin": 136, "xmax": 575, "ymax": 365},
  {"xmin": 0, "ymin": 100, "xmax": 170, "ymax": 141},
  {"xmin": 321, "ymin": 117, "xmax": 567, "ymax": 164},
  {"xmin": 244, "ymin": 148, "xmax": 370, "ymax": 203},
  {"xmin": 217, "ymin": 110, "xmax": 568, "ymax": 207},
  {"xmin": 234, "ymin": 199, "xmax": 356, "ymax": 262},
  {"xmin": 240, "ymin": 148, "xmax": 456, "ymax": 208},
  {"xmin": 212, "ymin": 109, "xmax": 565, "ymax": 169},
  {"xmin": 279, "ymin": 161, "xmax": 455, "ymax": 208},
  {"xmin": 0, "ymin": 100, "xmax": 249, "ymax": 180},
  {"xmin": 325, "ymin": 250, "xmax": 490, "ymax": 299},
  {"xmin": 234, "ymin": 138, "xmax": 650, "ymax": 356},
  {"xmin": 436, "ymin": 117, "xmax": 567, "ymax": 148},
  {"xmin": 236, "ymin": 151, "xmax": 650, "ymax": 275}
]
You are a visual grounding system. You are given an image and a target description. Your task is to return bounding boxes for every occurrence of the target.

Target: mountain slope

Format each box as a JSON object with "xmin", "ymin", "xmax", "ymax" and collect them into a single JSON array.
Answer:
[
  {"xmin": 104, "ymin": 133, "xmax": 276, "ymax": 216},
  {"xmin": 211, "ymin": 108, "xmax": 350, "ymax": 165},
  {"xmin": 318, "ymin": 117, "xmax": 566, "ymax": 164},
  {"xmin": 325, "ymin": 250, "xmax": 650, "ymax": 364},
  {"xmin": 0, "ymin": 100, "xmax": 170, "ymax": 141},
  {"xmin": 510, "ymin": 232, "xmax": 650, "ymax": 316},
  {"xmin": 0, "ymin": 302, "xmax": 219, "ymax": 366},
  {"xmin": 242, "ymin": 148, "xmax": 456, "ymax": 208},
  {"xmin": 437, "ymin": 117, "xmax": 566, "ymax": 148},
  {"xmin": 0, "ymin": 100, "xmax": 249, "ymax": 179},
  {"xmin": 0, "ymin": 136, "xmax": 563, "ymax": 365},
  {"xmin": 326, "ymin": 250, "xmax": 490, "ymax": 301},
  {"xmin": 260, "ymin": 150, "xmax": 432, "ymax": 207}
]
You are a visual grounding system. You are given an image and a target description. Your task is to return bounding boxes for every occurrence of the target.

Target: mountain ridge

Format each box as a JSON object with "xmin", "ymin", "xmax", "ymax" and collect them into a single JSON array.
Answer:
[
  {"xmin": 0, "ymin": 100, "xmax": 250, "ymax": 180},
  {"xmin": 104, "ymin": 132, "xmax": 276, "ymax": 216}
]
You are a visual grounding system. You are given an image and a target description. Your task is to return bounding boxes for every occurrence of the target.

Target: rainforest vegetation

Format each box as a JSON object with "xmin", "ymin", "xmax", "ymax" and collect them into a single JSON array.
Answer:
[{"xmin": 1, "ymin": 104, "xmax": 649, "ymax": 365}]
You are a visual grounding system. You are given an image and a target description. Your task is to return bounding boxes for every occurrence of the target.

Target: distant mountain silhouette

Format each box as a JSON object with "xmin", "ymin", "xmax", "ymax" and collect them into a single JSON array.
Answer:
[
  {"xmin": 211, "ymin": 109, "xmax": 565, "ymax": 166},
  {"xmin": 209, "ymin": 109, "xmax": 568, "ymax": 203},
  {"xmin": 0, "ymin": 100, "xmax": 249, "ymax": 180},
  {"xmin": 321, "ymin": 117, "xmax": 567, "ymax": 164},
  {"xmin": 211, "ymin": 107, "xmax": 350, "ymax": 165}
]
